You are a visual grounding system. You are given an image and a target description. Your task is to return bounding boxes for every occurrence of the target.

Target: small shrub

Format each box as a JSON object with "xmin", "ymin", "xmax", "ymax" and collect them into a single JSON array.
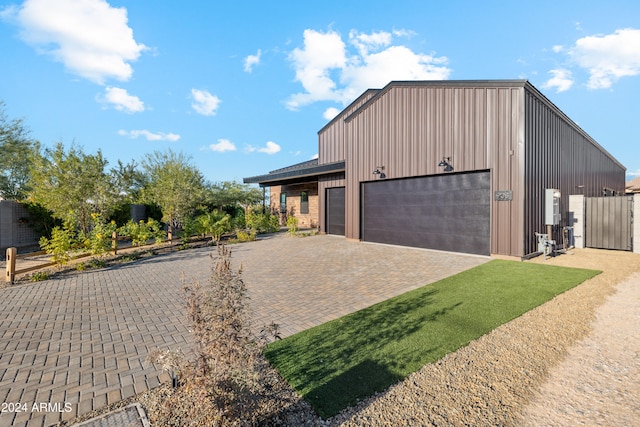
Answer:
[
  {"xmin": 39, "ymin": 221, "xmax": 77, "ymax": 267},
  {"xmin": 89, "ymin": 258, "xmax": 106, "ymax": 269},
  {"xmin": 30, "ymin": 271, "xmax": 50, "ymax": 282},
  {"xmin": 84, "ymin": 216, "xmax": 117, "ymax": 256},
  {"xmin": 75, "ymin": 262, "xmax": 86, "ymax": 271},
  {"xmin": 119, "ymin": 219, "xmax": 166, "ymax": 247},
  {"xmin": 195, "ymin": 210, "xmax": 231, "ymax": 244},
  {"xmin": 147, "ymin": 245, "xmax": 285, "ymax": 426},
  {"xmin": 179, "ymin": 217, "xmax": 199, "ymax": 244},
  {"xmin": 235, "ymin": 229, "xmax": 257, "ymax": 242},
  {"xmin": 245, "ymin": 208, "xmax": 280, "ymax": 234},
  {"xmin": 286, "ymin": 216, "xmax": 299, "ymax": 235},
  {"xmin": 119, "ymin": 252, "xmax": 141, "ymax": 263}
]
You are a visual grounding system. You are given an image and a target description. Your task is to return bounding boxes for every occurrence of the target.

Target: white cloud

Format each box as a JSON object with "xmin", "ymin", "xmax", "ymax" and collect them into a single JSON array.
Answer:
[
  {"xmin": 341, "ymin": 45, "xmax": 450, "ymax": 101},
  {"xmin": 6, "ymin": 0, "xmax": 146, "ymax": 84},
  {"xmin": 245, "ymin": 141, "xmax": 281, "ymax": 155},
  {"xmin": 552, "ymin": 45, "xmax": 564, "ymax": 53},
  {"xmin": 244, "ymin": 49, "xmax": 261, "ymax": 72},
  {"xmin": 118, "ymin": 129, "xmax": 180, "ymax": 141},
  {"xmin": 101, "ymin": 87, "xmax": 144, "ymax": 113},
  {"xmin": 286, "ymin": 28, "xmax": 450, "ymax": 110},
  {"xmin": 287, "ymin": 29, "xmax": 347, "ymax": 109},
  {"xmin": 259, "ymin": 141, "xmax": 281, "ymax": 154},
  {"xmin": 349, "ymin": 29, "xmax": 392, "ymax": 56},
  {"xmin": 208, "ymin": 139, "xmax": 236, "ymax": 152},
  {"xmin": 323, "ymin": 107, "xmax": 340, "ymax": 121},
  {"xmin": 191, "ymin": 89, "xmax": 221, "ymax": 116},
  {"xmin": 570, "ymin": 28, "xmax": 640, "ymax": 89},
  {"xmin": 542, "ymin": 69, "xmax": 574, "ymax": 93}
]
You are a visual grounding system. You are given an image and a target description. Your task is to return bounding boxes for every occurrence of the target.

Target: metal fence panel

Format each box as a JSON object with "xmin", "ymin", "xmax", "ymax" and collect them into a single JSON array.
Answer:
[{"xmin": 585, "ymin": 196, "xmax": 633, "ymax": 251}]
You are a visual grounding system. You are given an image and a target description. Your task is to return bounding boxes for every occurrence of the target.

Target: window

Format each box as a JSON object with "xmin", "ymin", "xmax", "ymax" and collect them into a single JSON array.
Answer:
[
  {"xmin": 280, "ymin": 192, "xmax": 287, "ymax": 213},
  {"xmin": 300, "ymin": 191, "xmax": 309, "ymax": 214}
]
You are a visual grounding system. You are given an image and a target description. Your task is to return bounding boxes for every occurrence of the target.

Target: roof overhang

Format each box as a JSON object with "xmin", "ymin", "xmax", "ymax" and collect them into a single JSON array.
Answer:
[{"xmin": 243, "ymin": 160, "xmax": 345, "ymax": 187}]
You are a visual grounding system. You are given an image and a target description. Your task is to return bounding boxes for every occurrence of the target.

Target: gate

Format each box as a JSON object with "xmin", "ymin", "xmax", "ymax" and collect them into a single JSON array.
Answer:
[{"xmin": 585, "ymin": 196, "xmax": 633, "ymax": 251}]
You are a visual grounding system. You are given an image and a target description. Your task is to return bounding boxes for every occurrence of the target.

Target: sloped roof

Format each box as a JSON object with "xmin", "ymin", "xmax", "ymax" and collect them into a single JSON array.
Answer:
[
  {"xmin": 243, "ymin": 159, "xmax": 345, "ymax": 186},
  {"xmin": 626, "ymin": 177, "xmax": 640, "ymax": 193}
]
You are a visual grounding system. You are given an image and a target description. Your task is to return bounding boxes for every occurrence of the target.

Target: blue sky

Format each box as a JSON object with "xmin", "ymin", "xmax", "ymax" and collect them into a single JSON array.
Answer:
[{"xmin": 1, "ymin": 0, "xmax": 639, "ymax": 183}]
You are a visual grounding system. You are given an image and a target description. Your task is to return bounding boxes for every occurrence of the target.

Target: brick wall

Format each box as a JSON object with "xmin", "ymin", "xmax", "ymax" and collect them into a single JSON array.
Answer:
[{"xmin": 269, "ymin": 184, "xmax": 319, "ymax": 229}]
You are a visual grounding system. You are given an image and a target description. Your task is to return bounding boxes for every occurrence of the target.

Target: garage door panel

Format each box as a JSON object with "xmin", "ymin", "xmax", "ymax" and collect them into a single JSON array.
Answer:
[
  {"xmin": 326, "ymin": 187, "xmax": 345, "ymax": 235},
  {"xmin": 362, "ymin": 172, "xmax": 490, "ymax": 255}
]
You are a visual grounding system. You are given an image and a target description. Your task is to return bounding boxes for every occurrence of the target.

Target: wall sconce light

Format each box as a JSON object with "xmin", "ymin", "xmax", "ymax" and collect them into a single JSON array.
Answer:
[
  {"xmin": 438, "ymin": 157, "xmax": 454, "ymax": 172},
  {"xmin": 372, "ymin": 166, "xmax": 386, "ymax": 179}
]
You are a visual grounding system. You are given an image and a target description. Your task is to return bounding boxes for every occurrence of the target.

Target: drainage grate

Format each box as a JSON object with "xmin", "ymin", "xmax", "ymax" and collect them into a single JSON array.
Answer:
[{"xmin": 71, "ymin": 403, "xmax": 150, "ymax": 427}]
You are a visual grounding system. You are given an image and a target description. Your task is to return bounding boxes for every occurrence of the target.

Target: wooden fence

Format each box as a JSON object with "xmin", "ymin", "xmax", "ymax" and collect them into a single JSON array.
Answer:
[{"xmin": 4, "ymin": 232, "xmax": 171, "ymax": 284}]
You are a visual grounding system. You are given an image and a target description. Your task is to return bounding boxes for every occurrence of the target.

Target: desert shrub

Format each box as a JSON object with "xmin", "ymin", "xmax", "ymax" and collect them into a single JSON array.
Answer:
[
  {"xmin": 179, "ymin": 217, "xmax": 199, "ymax": 244},
  {"xmin": 286, "ymin": 216, "xmax": 299, "ymax": 236},
  {"xmin": 235, "ymin": 229, "xmax": 257, "ymax": 242},
  {"xmin": 119, "ymin": 252, "xmax": 141, "ymax": 263},
  {"xmin": 119, "ymin": 219, "xmax": 165, "ymax": 247},
  {"xmin": 30, "ymin": 271, "xmax": 50, "ymax": 282},
  {"xmin": 39, "ymin": 220, "xmax": 77, "ymax": 267},
  {"xmin": 245, "ymin": 207, "xmax": 279, "ymax": 234},
  {"xmin": 147, "ymin": 245, "xmax": 287, "ymax": 426},
  {"xmin": 195, "ymin": 210, "xmax": 231, "ymax": 244},
  {"xmin": 84, "ymin": 215, "xmax": 117, "ymax": 256}
]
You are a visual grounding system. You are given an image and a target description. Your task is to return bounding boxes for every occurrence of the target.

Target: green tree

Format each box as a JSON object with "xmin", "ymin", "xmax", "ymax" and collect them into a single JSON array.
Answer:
[
  {"xmin": 0, "ymin": 101, "xmax": 39, "ymax": 200},
  {"xmin": 111, "ymin": 159, "xmax": 146, "ymax": 203},
  {"xmin": 141, "ymin": 150, "xmax": 205, "ymax": 230},
  {"xmin": 206, "ymin": 181, "xmax": 263, "ymax": 212},
  {"xmin": 30, "ymin": 142, "xmax": 117, "ymax": 235}
]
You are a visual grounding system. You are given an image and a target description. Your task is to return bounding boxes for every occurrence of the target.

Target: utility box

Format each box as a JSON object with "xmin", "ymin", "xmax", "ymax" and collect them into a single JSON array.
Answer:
[{"xmin": 545, "ymin": 188, "xmax": 561, "ymax": 226}]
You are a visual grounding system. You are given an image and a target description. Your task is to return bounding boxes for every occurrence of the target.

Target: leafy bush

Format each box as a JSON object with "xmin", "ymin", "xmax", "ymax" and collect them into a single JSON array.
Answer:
[
  {"xmin": 147, "ymin": 245, "xmax": 285, "ymax": 426},
  {"xmin": 119, "ymin": 252, "xmax": 141, "ymax": 263},
  {"xmin": 119, "ymin": 219, "xmax": 165, "ymax": 247},
  {"xmin": 235, "ymin": 229, "xmax": 257, "ymax": 242},
  {"xmin": 286, "ymin": 216, "xmax": 299, "ymax": 235},
  {"xmin": 30, "ymin": 271, "xmax": 50, "ymax": 282},
  {"xmin": 84, "ymin": 215, "xmax": 117, "ymax": 256},
  {"xmin": 179, "ymin": 217, "xmax": 199, "ymax": 244},
  {"xmin": 245, "ymin": 207, "xmax": 279, "ymax": 234},
  {"xmin": 195, "ymin": 210, "xmax": 231, "ymax": 244},
  {"xmin": 39, "ymin": 221, "xmax": 77, "ymax": 267}
]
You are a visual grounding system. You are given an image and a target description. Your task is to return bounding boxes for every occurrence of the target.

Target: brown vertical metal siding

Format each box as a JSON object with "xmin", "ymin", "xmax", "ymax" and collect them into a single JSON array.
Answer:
[
  {"xmin": 343, "ymin": 82, "xmax": 526, "ymax": 256},
  {"xmin": 523, "ymin": 85, "xmax": 625, "ymax": 255},
  {"xmin": 312, "ymin": 80, "xmax": 624, "ymax": 257},
  {"xmin": 318, "ymin": 90, "xmax": 379, "ymax": 165}
]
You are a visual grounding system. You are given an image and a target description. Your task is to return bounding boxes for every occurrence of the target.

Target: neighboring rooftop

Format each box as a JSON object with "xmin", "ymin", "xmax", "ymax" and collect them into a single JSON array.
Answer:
[{"xmin": 626, "ymin": 177, "xmax": 640, "ymax": 193}]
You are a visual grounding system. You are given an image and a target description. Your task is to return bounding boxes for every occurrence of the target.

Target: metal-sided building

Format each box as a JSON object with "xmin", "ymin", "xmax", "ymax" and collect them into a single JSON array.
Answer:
[{"xmin": 244, "ymin": 80, "xmax": 625, "ymax": 258}]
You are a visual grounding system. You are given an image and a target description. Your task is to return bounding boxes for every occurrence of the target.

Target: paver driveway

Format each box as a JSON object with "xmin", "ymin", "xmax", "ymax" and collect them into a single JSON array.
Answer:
[{"xmin": 0, "ymin": 234, "xmax": 489, "ymax": 426}]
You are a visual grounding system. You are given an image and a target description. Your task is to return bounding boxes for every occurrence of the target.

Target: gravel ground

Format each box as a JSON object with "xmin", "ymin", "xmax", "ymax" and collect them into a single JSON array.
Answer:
[{"xmin": 73, "ymin": 248, "xmax": 640, "ymax": 426}]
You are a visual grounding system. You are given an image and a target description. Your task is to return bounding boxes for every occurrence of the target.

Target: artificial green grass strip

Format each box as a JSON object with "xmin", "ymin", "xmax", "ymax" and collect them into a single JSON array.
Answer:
[{"xmin": 265, "ymin": 259, "xmax": 600, "ymax": 418}]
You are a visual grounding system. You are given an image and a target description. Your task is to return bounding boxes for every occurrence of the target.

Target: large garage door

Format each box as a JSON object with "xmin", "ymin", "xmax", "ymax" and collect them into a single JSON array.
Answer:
[
  {"xmin": 361, "ymin": 172, "xmax": 490, "ymax": 255},
  {"xmin": 326, "ymin": 187, "xmax": 345, "ymax": 235}
]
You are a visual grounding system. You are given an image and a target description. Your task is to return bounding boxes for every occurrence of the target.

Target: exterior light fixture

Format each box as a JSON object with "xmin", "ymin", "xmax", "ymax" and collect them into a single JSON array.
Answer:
[
  {"xmin": 438, "ymin": 157, "xmax": 454, "ymax": 172},
  {"xmin": 372, "ymin": 166, "xmax": 386, "ymax": 179}
]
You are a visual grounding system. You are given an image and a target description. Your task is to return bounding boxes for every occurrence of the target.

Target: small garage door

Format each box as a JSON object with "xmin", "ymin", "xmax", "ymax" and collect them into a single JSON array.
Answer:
[
  {"xmin": 361, "ymin": 172, "xmax": 490, "ymax": 255},
  {"xmin": 326, "ymin": 187, "xmax": 345, "ymax": 235}
]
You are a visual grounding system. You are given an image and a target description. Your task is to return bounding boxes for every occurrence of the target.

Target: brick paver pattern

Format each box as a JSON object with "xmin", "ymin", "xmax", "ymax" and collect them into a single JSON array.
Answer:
[{"xmin": 0, "ymin": 235, "xmax": 488, "ymax": 426}]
